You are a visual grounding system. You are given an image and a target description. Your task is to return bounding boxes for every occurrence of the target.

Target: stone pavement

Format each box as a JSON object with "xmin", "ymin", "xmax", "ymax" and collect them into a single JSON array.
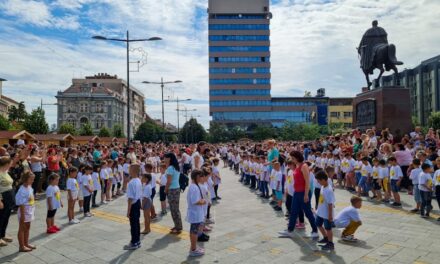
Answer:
[{"xmin": 1, "ymin": 166, "xmax": 440, "ymax": 264}]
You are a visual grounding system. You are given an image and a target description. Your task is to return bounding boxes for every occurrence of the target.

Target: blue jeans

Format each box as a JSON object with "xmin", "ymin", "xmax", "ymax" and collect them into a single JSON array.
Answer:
[
  {"xmin": 355, "ymin": 172, "xmax": 361, "ymax": 185},
  {"xmin": 130, "ymin": 200, "xmax": 141, "ymax": 245},
  {"xmin": 288, "ymin": 191, "xmax": 317, "ymax": 232},
  {"xmin": 359, "ymin": 176, "xmax": 368, "ymax": 192}
]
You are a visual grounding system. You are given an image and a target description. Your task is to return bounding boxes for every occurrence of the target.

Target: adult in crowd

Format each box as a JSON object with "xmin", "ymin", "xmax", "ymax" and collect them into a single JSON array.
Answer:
[
  {"xmin": 192, "ymin": 142, "xmax": 207, "ymax": 170},
  {"xmin": 0, "ymin": 156, "xmax": 14, "ymax": 247},
  {"xmin": 394, "ymin": 143, "xmax": 413, "ymax": 192},
  {"xmin": 164, "ymin": 152, "xmax": 183, "ymax": 234}
]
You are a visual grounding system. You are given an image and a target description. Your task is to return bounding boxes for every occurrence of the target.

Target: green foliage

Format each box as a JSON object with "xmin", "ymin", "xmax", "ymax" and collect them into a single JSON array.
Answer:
[
  {"xmin": 280, "ymin": 121, "xmax": 320, "ymax": 141},
  {"xmin": 23, "ymin": 107, "xmax": 49, "ymax": 134},
  {"xmin": 207, "ymin": 122, "xmax": 229, "ymax": 143},
  {"xmin": 79, "ymin": 122, "xmax": 94, "ymax": 136},
  {"xmin": 98, "ymin": 126, "xmax": 111, "ymax": 137},
  {"xmin": 58, "ymin": 123, "xmax": 77, "ymax": 135},
  {"xmin": 112, "ymin": 123, "xmax": 125, "ymax": 138},
  {"xmin": 8, "ymin": 102, "xmax": 27, "ymax": 123},
  {"xmin": 179, "ymin": 118, "xmax": 207, "ymax": 144},
  {"xmin": 134, "ymin": 120, "xmax": 166, "ymax": 143},
  {"xmin": 412, "ymin": 116, "xmax": 421, "ymax": 128},
  {"xmin": 428, "ymin": 112, "xmax": 440, "ymax": 131},
  {"xmin": 228, "ymin": 126, "xmax": 246, "ymax": 141},
  {"xmin": 0, "ymin": 115, "xmax": 11, "ymax": 130},
  {"xmin": 252, "ymin": 125, "xmax": 275, "ymax": 141},
  {"xmin": 328, "ymin": 123, "xmax": 349, "ymax": 135}
]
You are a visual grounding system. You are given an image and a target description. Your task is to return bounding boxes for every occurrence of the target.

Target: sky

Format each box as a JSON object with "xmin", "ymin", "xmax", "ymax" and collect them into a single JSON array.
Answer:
[{"xmin": 0, "ymin": 0, "xmax": 439, "ymax": 129}]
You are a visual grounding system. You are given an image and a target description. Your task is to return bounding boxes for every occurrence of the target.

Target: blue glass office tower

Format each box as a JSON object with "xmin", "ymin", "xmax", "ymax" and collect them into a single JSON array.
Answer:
[{"xmin": 208, "ymin": 0, "xmax": 329, "ymax": 128}]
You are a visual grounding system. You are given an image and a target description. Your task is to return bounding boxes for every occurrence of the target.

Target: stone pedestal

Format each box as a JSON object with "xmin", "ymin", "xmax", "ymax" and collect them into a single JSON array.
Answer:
[{"xmin": 352, "ymin": 86, "xmax": 411, "ymax": 136}]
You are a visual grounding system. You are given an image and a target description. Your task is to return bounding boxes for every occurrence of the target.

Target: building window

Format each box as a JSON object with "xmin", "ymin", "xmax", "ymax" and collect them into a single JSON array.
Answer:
[
  {"xmin": 80, "ymin": 117, "xmax": 88, "ymax": 126},
  {"xmin": 343, "ymin": 112, "xmax": 352, "ymax": 118},
  {"xmin": 95, "ymin": 118, "xmax": 104, "ymax": 129},
  {"xmin": 67, "ymin": 104, "xmax": 75, "ymax": 113},
  {"xmin": 80, "ymin": 103, "xmax": 88, "ymax": 113},
  {"xmin": 67, "ymin": 119, "xmax": 76, "ymax": 128},
  {"xmin": 96, "ymin": 103, "xmax": 104, "ymax": 113},
  {"xmin": 330, "ymin": 112, "xmax": 340, "ymax": 118}
]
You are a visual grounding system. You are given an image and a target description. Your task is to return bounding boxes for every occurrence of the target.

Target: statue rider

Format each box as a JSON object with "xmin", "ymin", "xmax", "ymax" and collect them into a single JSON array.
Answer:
[{"xmin": 358, "ymin": 20, "xmax": 388, "ymax": 74}]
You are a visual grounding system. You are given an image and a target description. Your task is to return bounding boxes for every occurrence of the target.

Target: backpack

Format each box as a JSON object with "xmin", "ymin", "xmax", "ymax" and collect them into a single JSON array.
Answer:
[{"xmin": 179, "ymin": 173, "xmax": 189, "ymax": 192}]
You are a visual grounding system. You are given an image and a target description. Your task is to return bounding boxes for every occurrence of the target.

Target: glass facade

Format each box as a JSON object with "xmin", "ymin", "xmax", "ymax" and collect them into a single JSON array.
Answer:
[
  {"xmin": 214, "ymin": 15, "xmax": 267, "ymax": 19},
  {"xmin": 210, "ymin": 100, "xmax": 271, "ymax": 107},
  {"xmin": 210, "ymin": 67, "xmax": 270, "ymax": 74},
  {"xmin": 209, "ymin": 35, "xmax": 269, "ymax": 41},
  {"xmin": 209, "ymin": 24, "xmax": 269, "ymax": 30},
  {"xmin": 210, "ymin": 89, "xmax": 270, "ymax": 96},
  {"xmin": 212, "ymin": 111, "xmax": 312, "ymax": 123},
  {"xmin": 209, "ymin": 46, "xmax": 269, "ymax": 52},
  {"xmin": 210, "ymin": 78, "xmax": 270, "ymax": 85},
  {"xmin": 209, "ymin": 57, "xmax": 270, "ymax": 63}
]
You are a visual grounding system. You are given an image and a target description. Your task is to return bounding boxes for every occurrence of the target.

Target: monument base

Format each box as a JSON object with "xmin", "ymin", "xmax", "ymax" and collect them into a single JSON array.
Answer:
[{"xmin": 353, "ymin": 86, "xmax": 411, "ymax": 137}]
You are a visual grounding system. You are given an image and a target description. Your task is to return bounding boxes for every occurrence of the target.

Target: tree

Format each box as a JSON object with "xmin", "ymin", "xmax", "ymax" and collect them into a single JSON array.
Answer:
[
  {"xmin": 58, "ymin": 123, "xmax": 77, "ymax": 135},
  {"xmin": 228, "ymin": 126, "xmax": 246, "ymax": 141},
  {"xmin": 428, "ymin": 112, "xmax": 440, "ymax": 131},
  {"xmin": 23, "ymin": 107, "xmax": 49, "ymax": 134},
  {"xmin": 207, "ymin": 122, "xmax": 229, "ymax": 143},
  {"xmin": 50, "ymin": 124, "xmax": 57, "ymax": 132},
  {"xmin": 179, "ymin": 118, "xmax": 207, "ymax": 144},
  {"xmin": 112, "ymin": 123, "xmax": 125, "ymax": 138},
  {"xmin": 0, "ymin": 115, "xmax": 11, "ymax": 130},
  {"xmin": 328, "ymin": 123, "xmax": 348, "ymax": 135},
  {"xmin": 8, "ymin": 102, "xmax": 27, "ymax": 123},
  {"xmin": 79, "ymin": 122, "xmax": 94, "ymax": 136},
  {"xmin": 98, "ymin": 126, "xmax": 111, "ymax": 137},
  {"xmin": 253, "ymin": 125, "xmax": 275, "ymax": 141},
  {"xmin": 134, "ymin": 120, "xmax": 166, "ymax": 143},
  {"xmin": 280, "ymin": 121, "xmax": 320, "ymax": 141}
]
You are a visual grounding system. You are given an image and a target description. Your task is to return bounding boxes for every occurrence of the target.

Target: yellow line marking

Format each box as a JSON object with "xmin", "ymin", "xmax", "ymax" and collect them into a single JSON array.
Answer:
[
  {"xmin": 227, "ymin": 246, "xmax": 239, "ymax": 253},
  {"xmin": 270, "ymin": 248, "xmax": 282, "ymax": 255},
  {"xmin": 414, "ymin": 261, "xmax": 430, "ymax": 264},
  {"xmin": 313, "ymin": 252, "xmax": 324, "ymax": 257},
  {"xmin": 261, "ymin": 235, "xmax": 272, "ymax": 241},
  {"xmin": 92, "ymin": 210, "xmax": 189, "ymax": 240},
  {"xmin": 361, "ymin": 256, "xmax": 378, "ymax": 263},
  {"xmin": 383, "ymin": 243, "xmax": 401, "ymax": 249}
]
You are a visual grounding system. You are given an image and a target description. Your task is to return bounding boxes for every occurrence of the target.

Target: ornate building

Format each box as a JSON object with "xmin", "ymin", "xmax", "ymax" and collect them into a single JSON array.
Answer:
[
  {"xmin": 0, "ymin": 78, "xmax": 20, "ymax": 118},
  {"xmin": 56, "ymin": 73, "xmax": 145, "ymax": 137}
]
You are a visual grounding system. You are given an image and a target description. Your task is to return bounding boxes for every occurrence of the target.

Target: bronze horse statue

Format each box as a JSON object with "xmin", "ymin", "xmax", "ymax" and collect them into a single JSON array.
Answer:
[{"xmin": 358, "ymin": 21, "xmax": 403, "ymax": 89}]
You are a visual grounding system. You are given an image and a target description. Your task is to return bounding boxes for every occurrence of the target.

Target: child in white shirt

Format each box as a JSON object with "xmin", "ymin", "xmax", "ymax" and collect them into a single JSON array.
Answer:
[
  {"xmin": 187, "ymin": 169, "xmax": 206, "ymax": 257},
  {"xmin": 15, "ymin": 171, "xmax": 36, "ymax": 252},
  {"xmin": 141, "ymin": 174, "xmax": 152, "ymax": 235},
  {"xmin": 335, "ymin": 196, "xmax": 362, "ymax": 242},
  {"xmin": 409, "ymin": 159, "xmax": 422, "ymax": 212},
  {"xmin": 419, "ymin": 163, "xmax": 433, "ymax": 218},
  {"xmin": 124, "ymin": 164, "xmax": 142, "ymax": 250},
  {"xmin": 46, "ymin": 173, "xmax": 63, "ymax": 234},
  {"xmin": 91, "ymin": 165, "xmax": 101, "ymax": 208},
  {"xmin": 315, "ymin": 170, "xmax": 336, "ymax": 250},
  {"xmin": 82, "ymin": 165, "xmax": 94, "ymax": 217},
  {"xmin": 66, "ymin": 167, "xmax": 80, "ymax": 224},
  {"xmin": 388, "ymin": 157, "xmax": 403, "ymax": 207},
  {"xmin": 158, "ymin": 163, "xmax": 168, "ymax": 215}
]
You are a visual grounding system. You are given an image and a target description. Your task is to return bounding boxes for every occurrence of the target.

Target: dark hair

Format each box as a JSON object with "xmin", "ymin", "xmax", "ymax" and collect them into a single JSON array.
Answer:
[
  {"xmin": 289, "ymin": 151, "xmax": 304, "ymax": 163},
  {"xmin": 69, "ymin": 166, "xmax": 78, "ymax": 174},
  {"xmin": 48, "ymin": 173, "xmax": 60, "ymax": 182},
  {"xmin": 164, "ymin": 152, "xmax": 179, "ymax": 171},
  {"xmin": 350, "ymin": 195, "xmax": 362, "ymax": 205},
  {"xmin": 0, "ymin": 156, "xmax": 11, "ymax": 167},
  {"xmin": 412, "ymin": 159, "xmax": 421, "ymax": 166},
  {"xmin": 196, "ymin": 141, "xmax": 207, "ymax": 153},
  {"xmin": 84, "ymin": 165, "xmax": 93, "ymax": 171},
  {"xmin": 315, "ymin": 170, "xmax": 328, "ymax": 181},
  {"xmin": 421, "ymin": 163, "xmax": 431, "ymax": 171},
  {"xmin": 191, "ymin": 169, "xmax": 203, "ymax": 184},
  {"xmin": 142, "ymin": 173, "xmax": 152, "ymax": 183},
  {"xmin": 388, "ymin": 157, "xmax": 397, "ymax": 162},
  {"xmin": 145, "ymin": 163, "xmax": 153, "ymax": 172},
  {"xmin": 397, "ymin": 144, "xmax": 405, "ymax": 151},
  {"xmin": 379, "ymin": 159, "xmax": 386, "ymax": 166}
]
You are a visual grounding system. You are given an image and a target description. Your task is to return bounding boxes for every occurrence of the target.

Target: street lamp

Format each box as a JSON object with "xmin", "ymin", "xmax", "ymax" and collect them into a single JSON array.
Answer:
[
  {"xmin": 164, "ymin": 97, "xmax": 191, "ymax": 133},
  {"xmin": 92, "ymin": 31, "xmax": 162, "ymax": 140},
  {"xmin": 180, "ymin": 107, "xmax": 197, "ymax": 123},
  {"xmin": 142, "ymin": 78, "xmax": 182, "ymax": 128},
  {"xmin": 0, "ymin": 78, "xmax": 6, "ymax": 96}
]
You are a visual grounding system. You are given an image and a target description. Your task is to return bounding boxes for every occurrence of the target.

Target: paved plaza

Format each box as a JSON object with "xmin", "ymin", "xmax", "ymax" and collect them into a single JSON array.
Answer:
[{"xmin": 1, "ymin": 167, "xmax": 440, "ymax": 264}]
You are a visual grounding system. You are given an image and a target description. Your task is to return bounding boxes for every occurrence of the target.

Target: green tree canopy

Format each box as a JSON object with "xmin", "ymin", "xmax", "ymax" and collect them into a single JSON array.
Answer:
[
  {"xmin": 58, "ymin": 123, "xmax": 77, "ymax": 135},
  {"xmin": 112, "ymin": 123, "xmax": 125, "ymax": 138},
  {"xmin": 252, "ymin": 125, "xmax": 275, "ymax": 141},
  {"xmin": 428, "ymin": 112, "xmax": 440, "ymax": 131},
  {"xmin": 98, "ymin": 126, "xmax": 111, "ymax": 137},
  {"xmin": 179, "ymin": 118, "xmax": 207, "ymax": 144},
  {"xmin": 23, "ymin": 107, "xmax": 49, "ymax": 134},
  {"xmin": 207, "ymin": 122, "xmax": 229, "ymax": 143},
  {"xmin": 8, "ymin": 101, "xmax": 27, "ymax": 123},
  {"xmin": 281, "ymin": 121, "xmax": 320, "ymax": 141},
  {"xmin": 134, "ymin": 120, "xmax": 166, "ymax": 143},
  {"xmin": 79, "ymin": 122, "xmax": 94, "ymax": 136},
  {"xmin": 228, "ymin": 126, "xmax": 246, "ymax": 141},
  {"xmin": 0, "ymin": 115, "xmax": 11, "ymax": 130}
]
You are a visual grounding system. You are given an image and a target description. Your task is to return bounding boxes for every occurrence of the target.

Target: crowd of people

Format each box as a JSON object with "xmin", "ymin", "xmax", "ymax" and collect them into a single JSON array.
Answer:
[{"xmin": 0, "ymin": 125, "xmax": 439, "ymax": 256}]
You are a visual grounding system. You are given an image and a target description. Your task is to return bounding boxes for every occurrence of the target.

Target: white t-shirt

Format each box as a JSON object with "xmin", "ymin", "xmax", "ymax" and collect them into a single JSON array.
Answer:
[
  {"xmin": 360, "ymin": 163, "xmax": 372, "ymax": 177},
  {"xmin": 286, "ymin": 170, "xmax": 295, "ymax": 196},
  {"xmin": 81, "ymin": 174, "xmax": 94, "ymax": 196},
  {"xmin": 46, "ymin": 185, "xmax": 62, "ymax": 209},
  {"xmin": 66, "ymin": 178, "xmax": 79, "ymax": 199},
  {"xmin": 372, "ymin": 166, "xmax": 380, "ymax": 179},
  {"xmin": 379, "ymin": 166, "xmax": 389, "ymax": 179},
  {"xmin": 335, "ymin": 206, "xmax": 361, "ymax": 228},
  {"xmin": 92, "ymin": 172, "xmax": 101, "ymax": 191},
  {"xmin": 434, "ymin": 169, "xmax": 440, "ymax": 186},
  {"xmin": 126, "ymin": 178, "xmax": 142, "ymax": 203},
  {"xmin": 316, "ymin": 185, "xmax": 335, "ymax": 220},
  {"xmin": 389, "ymin": 165, "xmax": 403, "ymax": 180},
  {"xmin": 100, "ymin": 167, "xmax": 110, "ymax": 180},
  {"xmin": 142, "ymin": 183, "xmax": 152, "ymax": 199},
  {"xmin": 150, "ymin": 174, "xmax": 157, "ymax": 189},
  {"xmin": 418, "ymin": 172, "xmax": 433, "ymax": 192},
  {"xmin": 409, "ymin": 168, "xmax": 422, "ymax": 185},
  {"xmin": 16, "ymin": 185, "xmax": 35, "ymax": 207},
  {"xmin": 186, "ymin": 183, "xmax": 205, "ymax": 224},
  {"xmin": 160, "ymin": 174, "xmax": 167, "ymax": 186}
]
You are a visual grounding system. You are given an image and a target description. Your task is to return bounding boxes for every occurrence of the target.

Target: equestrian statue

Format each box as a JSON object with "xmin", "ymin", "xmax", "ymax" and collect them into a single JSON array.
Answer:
[{"xmin": 358, "ymin": 20, "xmax": 403, "ymax": 89}]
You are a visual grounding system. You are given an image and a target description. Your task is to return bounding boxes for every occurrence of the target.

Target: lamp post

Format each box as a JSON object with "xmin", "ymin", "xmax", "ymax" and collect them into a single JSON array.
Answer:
[
  {"xmin": 142, "ymin": 78, "xmax": 182, "ymax": 128},
  {"xmin": 92, "ymin": 31, "xmax": 161, "ymax": 140},
  {"xmin": 164, "ymin": 97, "xmax": 191, "ymax": 133},
  {"xmin": 0, "ymin": 78, "xmax": 6, "ymax": 97}
]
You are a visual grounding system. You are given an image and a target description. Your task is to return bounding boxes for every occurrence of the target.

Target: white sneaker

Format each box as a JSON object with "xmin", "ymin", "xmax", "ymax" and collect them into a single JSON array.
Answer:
[
  {"xmin": 85, "ymin": 213, "xmax": 93, "ymax": 217},
  {"xmin": 278, "ymin": 230, "xmax": 294, "ymax": 237},
  {"xmin": 189, "ymin": 248, "xmax": 205, "ymax": 257},
  {"xmin": 69, "ymin": 220, "xmax": 76, "ymax": 225},
  {"xmin": 73, "ymin": 218, "xmax": 80, "ymax": 224},
  {"xmin": 79, "ymin": 208, "xmax": 84, "ymax": 212},
  {"xmin": 309, "ymin": 232, "xmax": 319, "ymax": 239}
]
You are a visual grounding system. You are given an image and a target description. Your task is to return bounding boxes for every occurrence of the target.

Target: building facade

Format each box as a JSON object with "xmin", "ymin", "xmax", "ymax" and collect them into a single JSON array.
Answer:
[
  {"xmin": 56, "ymin": 73, "xmax": 145, "ymax": 137},
  {"xmin": 378, "ymin": 55, "xmax": 440, "ymax": 126},
  {"xmin": 328, "ymin": 98, "xmax": 353, "ymax": 128},
  {"xmin": 0, "ymin": 78, "xmax": 20, "ymax": 118}
]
